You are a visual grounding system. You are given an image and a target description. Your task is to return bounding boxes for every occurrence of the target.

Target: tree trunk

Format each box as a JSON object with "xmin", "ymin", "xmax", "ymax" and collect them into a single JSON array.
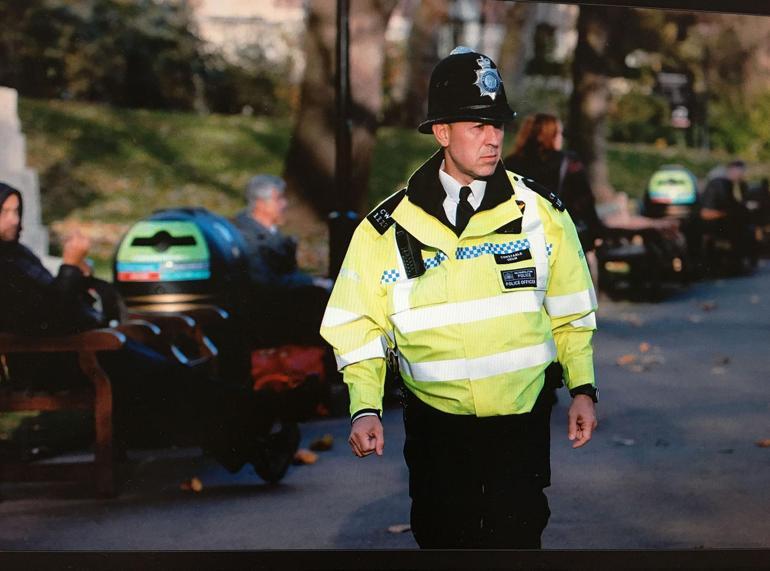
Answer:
[
  {"xmin": 401, "ymin": 0, "xmax": 448, "ymax": 128},
  {"xmin": 283, "ymin": 0, "xmax": 398, "ymax": 215},
  {"xmin": 568, "ymin": 5, "xmax": 615, "ymax": 204},
  {"xmin": 283, "ymin": 0, "xmax": 398, "ymax": 272},
  {"xmin": 496, "ymin": 1, "xmax": 535, "ymax": 95},
  {"xmin": 348, "ymin": 0, "xmax": 399, "ymax": 211}
]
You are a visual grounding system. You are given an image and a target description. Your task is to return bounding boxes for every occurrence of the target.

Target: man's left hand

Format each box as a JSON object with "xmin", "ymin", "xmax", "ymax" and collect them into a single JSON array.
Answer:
[{"xmin": 567, "ymin": 394, "xmax": 597, "ymax": 448}]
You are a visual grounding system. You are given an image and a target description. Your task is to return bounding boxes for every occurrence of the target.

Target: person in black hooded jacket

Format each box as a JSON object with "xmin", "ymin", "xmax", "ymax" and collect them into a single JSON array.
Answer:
[
  {"xmin": 503, "ymin": 113, "xmax": 604, "ymax": 255},
  {"xmin": 0, "ymin": 182, "xmax": 301, "ymax": 480}
]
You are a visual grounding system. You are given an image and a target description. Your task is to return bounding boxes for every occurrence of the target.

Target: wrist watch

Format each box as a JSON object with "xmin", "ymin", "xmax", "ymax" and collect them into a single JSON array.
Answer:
[{"xmin": 569, "ymin": 385, "xmax": 598, "ymax": 403}]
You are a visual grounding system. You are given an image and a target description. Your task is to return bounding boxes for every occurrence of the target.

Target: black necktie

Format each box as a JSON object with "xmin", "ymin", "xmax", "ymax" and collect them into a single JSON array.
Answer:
[{"xmin": 455, "ymin": 186, "xmax": 474, "ymax": 235}]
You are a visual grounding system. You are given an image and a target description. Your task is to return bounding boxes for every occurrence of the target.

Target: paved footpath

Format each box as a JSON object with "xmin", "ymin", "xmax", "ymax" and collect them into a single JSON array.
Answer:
[{"xmin": 1, "ymin": 262, "xmax": 769, "ymax": 550}]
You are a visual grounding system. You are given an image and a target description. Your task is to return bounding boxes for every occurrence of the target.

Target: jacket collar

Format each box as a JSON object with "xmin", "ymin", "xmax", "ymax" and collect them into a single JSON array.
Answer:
[
  {"xmin": 235, "ymin": 209, "xmax": 272, "ymax": 234},
  {"xmin": 394, "ymin": 149, "xmax": 522, "ymax": 250},
  {"xmin": 405, "ymin": 149, "xmax": 515, "ymax": 216}
]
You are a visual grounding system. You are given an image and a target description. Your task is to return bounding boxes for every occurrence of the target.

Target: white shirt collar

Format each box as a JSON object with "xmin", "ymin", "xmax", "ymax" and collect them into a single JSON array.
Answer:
[{"xmin": 438, "ymin": 161, "xmax": 486, "ymax": 206}]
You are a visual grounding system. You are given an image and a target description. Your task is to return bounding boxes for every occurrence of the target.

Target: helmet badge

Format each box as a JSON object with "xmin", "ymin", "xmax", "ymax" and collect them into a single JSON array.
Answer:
[{"xmin": 474, "ymin": 56, "xmax": 501, "ymax": 101}]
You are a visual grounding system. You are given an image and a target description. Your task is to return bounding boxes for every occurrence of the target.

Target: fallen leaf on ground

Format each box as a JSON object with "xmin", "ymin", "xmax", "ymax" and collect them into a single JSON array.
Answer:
[
  {"xmin": 750, "ymin": 295, "xmax": 760, "ymax": 304},
  {"xmin": 388, "ymin": 524, "xmax": 412, "ymax": 534},
  {"xmin": 629, "ymin": 364, "xmax": 646, "ymax": 373},
  {"xmin": 621, "ymin": 313, "xmax": 643, "ymax": 327},
  {"xmin": 640, "ymin": 354, "xmax": 665, "ymax": 366},
  {"xmin": 180, "ymin": 477, "xmax": 203, "ymax": 493},
  {"xmin": 309, "ymin": 433, "xmax": 334, "ymax": 452},
  {"xmin": 612, "ymin": 436, "xmax": 636, "ymax": 446},
  {"xmin": 616, "ymin": 354, "xmax": 637, "ymax": 366},
  {"xmin": 639, "ymin": 342, "xmax": 651, "ymax": 353},
  {"xmin": 755, "ymin": 439, "xmax": 770, "ymax": 448},
  {"xmin": 700, "ymin": 301, "xmax": 717, "ymax": 311},
  {"xmin": 687, "ymin": 314, "xmax": 703, "ymax": 324},
  {"xmin": 293, "ymin": 449, "xmax": 318, "ymax": 465},
  {"xmin": 711, "ymin": 367, "xmax": 726, "ymax": 375}
]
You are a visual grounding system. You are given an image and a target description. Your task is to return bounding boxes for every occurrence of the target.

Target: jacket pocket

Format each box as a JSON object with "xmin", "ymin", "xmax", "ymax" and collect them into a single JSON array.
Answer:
[{"xmin": 389, "ymin": 263, "xmax": 448, "ymax": 317}]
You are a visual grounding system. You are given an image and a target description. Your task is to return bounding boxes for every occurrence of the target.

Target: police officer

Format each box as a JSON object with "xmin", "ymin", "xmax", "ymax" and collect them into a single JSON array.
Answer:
[{"xmin": 320, "ymin": 47, "xmax": 598, "ymax": 549}]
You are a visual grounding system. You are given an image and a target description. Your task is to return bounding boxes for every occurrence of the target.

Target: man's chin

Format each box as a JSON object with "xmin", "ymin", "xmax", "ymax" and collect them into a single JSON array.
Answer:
[{"xmin": 476, "ymin": 163, "xmax": 499, "ymax": 178}]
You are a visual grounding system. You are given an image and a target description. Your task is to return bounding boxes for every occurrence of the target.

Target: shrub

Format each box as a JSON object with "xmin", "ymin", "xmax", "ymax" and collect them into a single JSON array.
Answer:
[{"xmin": 608, "ymin": 91, "xmax": 674, "ymax": 144}]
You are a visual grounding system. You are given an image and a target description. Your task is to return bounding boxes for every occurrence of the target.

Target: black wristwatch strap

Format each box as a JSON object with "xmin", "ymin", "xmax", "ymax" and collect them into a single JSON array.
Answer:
[{"xmin": 569, "ymin": 385, "xmax": 598, "ymax": 403}]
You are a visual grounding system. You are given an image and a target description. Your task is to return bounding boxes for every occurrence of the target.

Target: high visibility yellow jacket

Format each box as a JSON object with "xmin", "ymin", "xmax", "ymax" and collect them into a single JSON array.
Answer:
[{"xmin": 321, "ymin": 152, "xmax": 597, "ymax": 418}]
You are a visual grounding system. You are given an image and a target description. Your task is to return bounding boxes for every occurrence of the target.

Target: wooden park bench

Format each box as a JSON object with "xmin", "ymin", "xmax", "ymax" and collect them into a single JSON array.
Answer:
[
  {"xmin": 0, "ymin": 328, "xmax": 125, "ymax": 497},
  {"xmin": 0, "ymin": 310, "xmax": 224, "ymax": 498}
]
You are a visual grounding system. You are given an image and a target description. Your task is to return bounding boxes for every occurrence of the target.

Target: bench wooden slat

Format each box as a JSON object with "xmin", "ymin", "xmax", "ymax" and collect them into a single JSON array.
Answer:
[
  {"xmin": 0, "ymin": 329, "xmax": 126, "ymax": 354},
  {"xmin": 0, "ymin": 390, "xmax": 93, "ymax": 411}
]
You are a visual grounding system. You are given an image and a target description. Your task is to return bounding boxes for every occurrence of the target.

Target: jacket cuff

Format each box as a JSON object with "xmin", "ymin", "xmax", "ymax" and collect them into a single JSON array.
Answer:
[
  {"xmin": 351, "ymin": 408, "xmax": 382, "ymax": 424},
  {"xmin": 569, "ymin": 384, "xmax": 598, "ymax": 403}
]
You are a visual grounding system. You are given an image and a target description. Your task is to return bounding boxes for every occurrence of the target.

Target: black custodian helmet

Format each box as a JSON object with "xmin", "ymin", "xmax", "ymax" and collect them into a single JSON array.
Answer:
[{"xmin": 418, "ymin": 46, "xmax": 516, "ymax": 134}]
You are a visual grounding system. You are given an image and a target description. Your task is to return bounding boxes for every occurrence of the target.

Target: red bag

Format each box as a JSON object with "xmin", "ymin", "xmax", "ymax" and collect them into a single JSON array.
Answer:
[{"xmin": 250, "ymin": 345, "xmax": 326, "ymax": 393}]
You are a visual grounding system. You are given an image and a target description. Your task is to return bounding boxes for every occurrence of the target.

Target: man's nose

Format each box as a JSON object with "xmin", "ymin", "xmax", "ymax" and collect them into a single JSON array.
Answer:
[{"xmin": 483, "ymin": 125, "xmax": 501, "ymax": 145}]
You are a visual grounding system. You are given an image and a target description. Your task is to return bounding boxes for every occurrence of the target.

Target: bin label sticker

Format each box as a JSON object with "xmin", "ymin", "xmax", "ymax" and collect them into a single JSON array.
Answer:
[{"xmin": 116, "ymin": 221, "xmax": 211, "ymax": 282}]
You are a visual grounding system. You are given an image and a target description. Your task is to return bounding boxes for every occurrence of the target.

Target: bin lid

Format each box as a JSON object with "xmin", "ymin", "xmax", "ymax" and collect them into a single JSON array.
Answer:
[
  {"xmin": 647, "ymin": 166, "xmax": 698, "ymax": 205},
  {"xmin": 115, "ymin": 220, "xmax": 211, "ymax": 283}
]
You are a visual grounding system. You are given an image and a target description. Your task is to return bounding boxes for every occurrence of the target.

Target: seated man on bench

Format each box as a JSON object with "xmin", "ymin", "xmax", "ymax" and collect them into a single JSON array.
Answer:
[
  {"xmin": 0, "ymin": 182, "xmax": 299, "ymax": 482},
  {"xmin": 232, "ymin": 175, "xmax": 331, "ymax": 348}
]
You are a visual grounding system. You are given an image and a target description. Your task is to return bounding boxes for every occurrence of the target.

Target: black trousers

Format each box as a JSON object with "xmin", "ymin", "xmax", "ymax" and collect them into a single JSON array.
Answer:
[{"xmin": 403, "ymin": 386, "xmax": 552, "ymax": 549}]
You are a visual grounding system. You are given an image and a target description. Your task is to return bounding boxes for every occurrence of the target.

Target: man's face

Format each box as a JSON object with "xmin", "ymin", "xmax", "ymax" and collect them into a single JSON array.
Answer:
[
  {"xmin": 0, "ymin": 193, "xmax": 21, "ymax": 242},
  {"xmin": 727, "ymin": 165, "xmax": 746, "ymax": 183},
  {"xmin": 255, "ymin": 188, "xmax": 288, "ymax": 226},
  {"xmin": 433, "ymin": 121, "xmax": 504, "ymax": 184}
]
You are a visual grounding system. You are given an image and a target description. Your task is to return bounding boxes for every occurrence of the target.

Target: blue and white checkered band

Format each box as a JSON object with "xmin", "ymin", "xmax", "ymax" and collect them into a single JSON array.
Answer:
[
  {"xmin": 546, "ymin": 243, "xmax": 553, "ymax": 257},
  {"xmin": 380, "ymin": 268, "xmax": 401, "ymax": 284},
  {"xmin": 474, "ymin": 56, "xmax": 500, "ymax": 101},
  {"xmin": 456, "ymin": 239, "xmax": 531, "ymax": 260},
  {"xmin": 424, "ymin": 250, "xmax": 448, "ymax": 270},
  {"xmin": 380, "ymin": 251, "xmax": 448, "ymax": 284}
]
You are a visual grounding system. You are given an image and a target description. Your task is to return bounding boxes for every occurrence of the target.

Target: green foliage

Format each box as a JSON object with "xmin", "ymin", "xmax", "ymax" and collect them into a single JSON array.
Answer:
[
  {"xmin": 608, "ymin": 91, "xmax": 674, "ymax": 144},
  {"xmin": 1, "ymin": 0, "xmax": 204, "ymax": 110},
  {"xmin": 606, "ymin": 143, "xmax": 724, "ymax": 199},
  {"xmin": 707, "ymin": 94, "xmax": 770, "ymax": 161},
  {"xmin": 368, "ymin": 127, "xmax": 439, "ymax": 206},
  {"xmin": 746, "ymin": 93, "xmax": 770, "ymax": 161},
  {"xmin": 509, "ymin": 81, "xmax": 570, "ymax": 124},
  {"xmin": 203, "ymin": 46, "xmax": 293, "ymax": 116}
]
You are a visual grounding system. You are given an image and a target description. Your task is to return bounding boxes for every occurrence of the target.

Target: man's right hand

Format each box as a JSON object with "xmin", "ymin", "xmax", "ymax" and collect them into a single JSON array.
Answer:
[
  {"xmin": 62, "ymin": 230, "xmax": 91, "ymax": 269},
  {"xmin": 348, "ymin": 415, "xmax": 384, "ymax": 458}
]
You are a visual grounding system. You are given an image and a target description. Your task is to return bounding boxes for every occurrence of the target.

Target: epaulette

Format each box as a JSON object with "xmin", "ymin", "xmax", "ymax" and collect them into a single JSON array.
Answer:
[
  {"xmin": 366, "ymin": 188, "xmax": 407, "ymax": 235},
  {"xmin": 514, "ymin": 176, "xmax": 565, "ymax": 212}
]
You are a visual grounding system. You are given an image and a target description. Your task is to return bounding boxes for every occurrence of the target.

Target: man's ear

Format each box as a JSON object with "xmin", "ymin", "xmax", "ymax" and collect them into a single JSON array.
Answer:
[{"xmin": 432, "ymin": 123, "xmax": 450, "ymax": 147}]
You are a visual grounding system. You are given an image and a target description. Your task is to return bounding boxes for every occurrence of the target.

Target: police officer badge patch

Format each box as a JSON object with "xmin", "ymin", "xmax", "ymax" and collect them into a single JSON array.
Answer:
[
  {"xmin": 501, "ymin": 267, "xmax": 537, "ymax": 289},
  {"xmin": 474, "ymin": 56, "xmax": 501, "ymax": 100}
]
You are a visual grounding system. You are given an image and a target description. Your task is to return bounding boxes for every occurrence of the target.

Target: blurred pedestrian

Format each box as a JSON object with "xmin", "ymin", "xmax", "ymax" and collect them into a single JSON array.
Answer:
[
  {"xmin": 503, "ymin": 113, "xmax": 604, "ymax": 286},
  {"xmin": 232, "ymin": 175, "xmax": 331, "ymax": 346},
  {"xmin": 700, "ymin": 160, "xmax": 756, "ymax": 271}
]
